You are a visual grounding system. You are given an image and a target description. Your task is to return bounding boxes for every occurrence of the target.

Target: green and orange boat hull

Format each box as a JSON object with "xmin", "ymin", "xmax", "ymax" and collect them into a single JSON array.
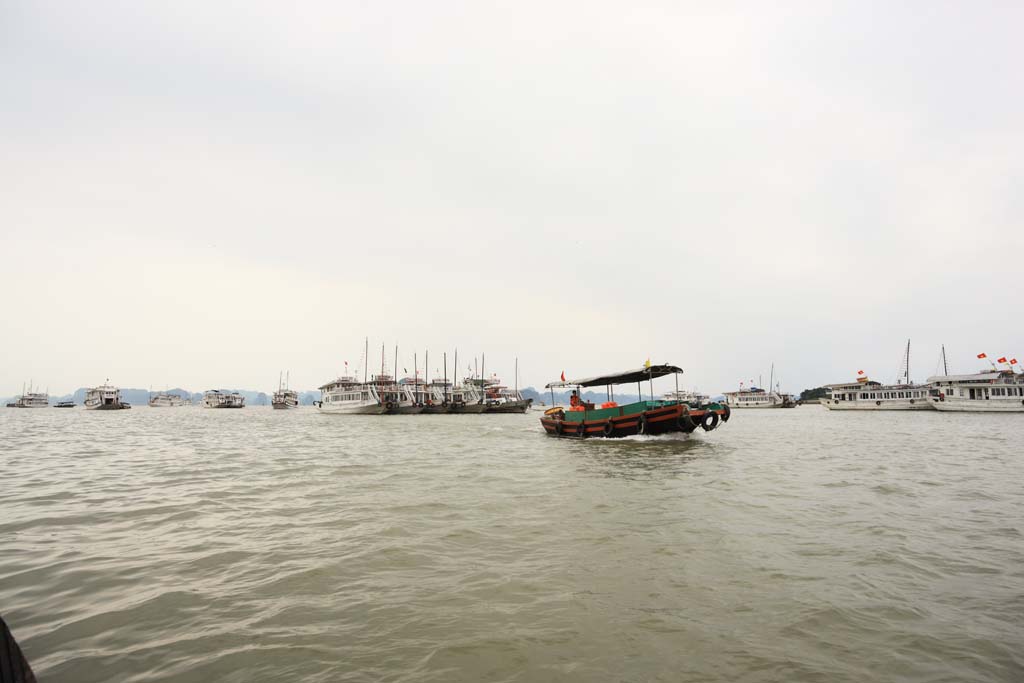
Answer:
[{"xmin": 540, "ymin": 401, "xmax": 730, "ymax": 438}]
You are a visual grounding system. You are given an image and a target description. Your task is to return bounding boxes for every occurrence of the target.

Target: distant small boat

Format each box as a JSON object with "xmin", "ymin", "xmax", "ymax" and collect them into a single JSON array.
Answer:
[
  {"xmin": 272, "ymin": 371, "xmax": 299, "ymax": 409},
  {"xmin": 84, "ymin": 382, "xmax": 130, "ymax": 410},
  {"xmin": 203, "ymin": 390, "xmax": 245, "ymax": 408},
  {"xmin": 54, "ymin": 401, "xmax": 75, "ymax": 408}
]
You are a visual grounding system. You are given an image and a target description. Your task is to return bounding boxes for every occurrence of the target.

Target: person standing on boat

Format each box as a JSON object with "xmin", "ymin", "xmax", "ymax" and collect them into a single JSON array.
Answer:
[{"xmin": 570, "ymin": 390, "xmax": 581, "ymax": 408}]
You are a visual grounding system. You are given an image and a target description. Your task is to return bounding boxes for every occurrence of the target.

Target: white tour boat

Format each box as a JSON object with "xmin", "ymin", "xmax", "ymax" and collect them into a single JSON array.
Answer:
[
  {"xmin": 272, "ymin": 372, "xmax": 300, "ymax": 409},
  {"xmin": 481, "ymin": 375, "xmax": 533, "ymax": 413},
  {"xmin": 662, "ymin": 389, "xmax": 709, "ymax": 405},
  {"xmin": 316, "ymin": 375, "xmax": 385, "ymax": 414},
  {"xmin": 450, "ymin": 378, "xmax": 488, "ymax": 414},
  {"xmin": 9, "ymin": 383, "xmax": 49, "ymax": 408},
  {"xmin": 821, "ymin": 340, "xmax": 933, "ymax": 411},
  {"xmin": 203, "ymin": 390, "xmax": 245, "ymax": 408},
  {"xmin": 149, "ymin": 392, "xmax": 186, "ymax": 407},
  {"xmin": 927, "ymin": 370, "xmax": 1024, "ymax": 412},
  {"xmin": 723, "ymin": 387, "xmax": 794, "ymax": 408},
  {"xmin": 85, "ymin": 382, "xmax": 130, "ymax": 410},
  {"xmin": 821, "ymin": 380, "xmax": 934, "ymax": 410}
]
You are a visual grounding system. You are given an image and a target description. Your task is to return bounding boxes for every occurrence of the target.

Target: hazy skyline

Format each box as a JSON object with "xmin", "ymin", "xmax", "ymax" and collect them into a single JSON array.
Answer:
[{"xmin": 3, "ymin": 2, "xmax": 1022, "ymax": 395}]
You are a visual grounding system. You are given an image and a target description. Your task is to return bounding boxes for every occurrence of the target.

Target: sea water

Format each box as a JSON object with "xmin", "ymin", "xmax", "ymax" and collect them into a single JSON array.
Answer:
[{"xmin": 1, "ymin": 407, "xmax": 1022, "ymax": 681}]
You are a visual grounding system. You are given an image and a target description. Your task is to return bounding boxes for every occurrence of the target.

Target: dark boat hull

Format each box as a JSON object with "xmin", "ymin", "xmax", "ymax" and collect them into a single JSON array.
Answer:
[{"xmin": 540, "ymin": 403, "xmax": 729, "ymax": 439}]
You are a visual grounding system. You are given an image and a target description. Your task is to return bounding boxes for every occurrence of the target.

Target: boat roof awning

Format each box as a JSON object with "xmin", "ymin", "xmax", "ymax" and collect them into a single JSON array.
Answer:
[{"xmin": 546, "ymin": 364, "xmax": 683, "ymax": 388}]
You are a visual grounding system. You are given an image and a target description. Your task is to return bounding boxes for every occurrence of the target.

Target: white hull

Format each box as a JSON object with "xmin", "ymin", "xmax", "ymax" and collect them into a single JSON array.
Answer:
[
  {"xmin": 930, "ymin": 397, "xmax": 1024, "ymax": 412},
  {"xmin": 317, "ymin": 401, "xmax": 387, "ymax": 415},
  {"xmin": 728, "ymin": 403, "xmax": 786, "ymax": 409},
  {"xmin": 822, "ymin": 398, "xmax": 934, "ymax": 411}
]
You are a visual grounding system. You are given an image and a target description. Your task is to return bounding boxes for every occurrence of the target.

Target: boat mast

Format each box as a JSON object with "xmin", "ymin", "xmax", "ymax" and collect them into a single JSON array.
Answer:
[
  {"xmin": 443, "ymin": 352, "xmax": 448, "ymax": 404},
  {"xmin": 364, "ymin": 337, "xmax": 369, "ymax": 384},
  {"xmin": 942, "ymin": 345, "xmax": 949, "ymax": 376},
  {"xmin": 769, "ymin": 364, "xmax": 774, "ymax": 398},
  {"xmin": 907, "ymin": 339, "xmax": 911, "ymax": 384},
  {"xmin": 481, "ymin": 353, "xmax": 486, "ymax": 404}
]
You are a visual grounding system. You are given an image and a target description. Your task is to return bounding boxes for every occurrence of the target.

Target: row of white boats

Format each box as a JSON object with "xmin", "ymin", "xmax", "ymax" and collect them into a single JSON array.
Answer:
[
  {"xmin": 4, "ymin": 373, "xmax": 534, "ymax": 414},
  {"xmin": 720, "ymin": 370, "xmax": 1024, "ymax": 413},
  {"xmin": 722, "ymin": 343, "xmax": 1024, "ymax": 413}
]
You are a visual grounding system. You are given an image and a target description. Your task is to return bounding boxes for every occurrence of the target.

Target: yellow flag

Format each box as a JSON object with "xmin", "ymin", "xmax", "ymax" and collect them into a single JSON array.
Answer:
[{"xmin": 643, "ymin": 358, "xmax": 651, "ymax": 368}]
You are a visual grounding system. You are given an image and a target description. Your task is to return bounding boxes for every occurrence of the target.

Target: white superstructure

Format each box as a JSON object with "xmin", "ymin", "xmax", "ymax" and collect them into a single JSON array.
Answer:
[
  {"xmin": 821, "ymin": 381, "xmax": 934, "ymax": 410},
  {"xmin": 85, "ymin": 383, "xmax": 129, "ymax": 410},
  {"xmin": 203, "ymin": 390, "xmax": 245, "ymax": 408},
  {"xmin": 927, "ymin": 371, "xmax": 1024, "ymax": 412},
  {"xmin": 317, "ymin": 376, "xmax": 385, "ymax": 414}
]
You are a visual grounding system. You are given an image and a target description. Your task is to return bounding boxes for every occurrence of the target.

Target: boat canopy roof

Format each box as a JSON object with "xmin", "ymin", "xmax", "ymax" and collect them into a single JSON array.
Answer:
[
  {"xmin": 546, "ymin": 364, "xmax": 683, "ymax": 389},
  {"xmin": 926, "ymin": 372, "xmax": 1007, "ymax": 383}
]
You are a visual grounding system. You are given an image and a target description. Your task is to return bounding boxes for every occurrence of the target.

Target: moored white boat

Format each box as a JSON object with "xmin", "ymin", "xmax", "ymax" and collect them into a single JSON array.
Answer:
[
  {"xmin": 723, "ymin": 388, "xmax": 794, "ymax": 408},
  {"xmin": 449, "ymin": 378, "xmax": 487, "ymax": 413},
  {"xmin": 85, "ymin": 383, "xmax": 130, "ymax": 410},
  {"xmin": 203, "ymin": 390, "xmax": 245, "ymax": 408},
  {"xmin": 927, "ymin": 371, "xmax": 1024, "ymax": 412},
  {"xmin": 272, "ymin": 372, "xmax": 300, "ymax": 409},
  {"xmin": 149, "ymin": 392, "xmax": 185, "ymax": 407},
  {"xmin": 316, "ymin": 376, "xmax": 385, "ymax": 414},
  {"xmin": 8, "ymin": 383, "xmax": 49, "ymax": 408},
  {"xmin": 821, "ymin": 381, "xmax": 934, "ymax": 410}
]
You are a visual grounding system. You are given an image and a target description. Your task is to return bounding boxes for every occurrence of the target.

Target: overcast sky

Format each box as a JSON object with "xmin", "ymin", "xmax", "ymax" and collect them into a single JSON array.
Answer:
[{"xmin": 2, "ymin": 1, "xmax": 1022, "ymax": 396}]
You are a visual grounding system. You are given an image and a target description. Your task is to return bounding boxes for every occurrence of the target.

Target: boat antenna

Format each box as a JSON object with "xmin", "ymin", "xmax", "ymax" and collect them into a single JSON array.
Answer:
[
  {"xmin": 515, "ymin": 357, "xmax": 518, "ymax": 394},
  {"xmin": 769, "ymin": 363, "xmax": 774, "ymax": 398},
  {"xmin": 481, "ymin": 353, "xmax": 486, "ymax": 404},
  {"xmin": 364, "ymin": 337, "xmax": 369, "ymax": 384},
  {"xmin": 444, "ymin": 352, "xmax": 448, "ymax": 404},
  {"xmin": 942, "ymin": 344, "xmax": 949, "ymax": 376}
]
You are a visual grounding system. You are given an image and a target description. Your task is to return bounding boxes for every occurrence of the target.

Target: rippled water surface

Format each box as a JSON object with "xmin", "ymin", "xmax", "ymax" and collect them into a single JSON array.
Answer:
[{"xmin": 2, "ymin": 407, "xmax": 1022, "ymax": 682}]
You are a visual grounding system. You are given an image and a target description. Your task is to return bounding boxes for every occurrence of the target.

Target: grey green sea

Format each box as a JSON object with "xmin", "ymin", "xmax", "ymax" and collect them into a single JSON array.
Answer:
[{"xmin": 1, "ymin": 407, "xmax": 1022, "ymax": 682}]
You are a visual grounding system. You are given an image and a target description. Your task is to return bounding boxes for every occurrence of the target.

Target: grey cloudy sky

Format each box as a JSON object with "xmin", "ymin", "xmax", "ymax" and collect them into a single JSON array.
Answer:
[{"xmin": 2, "ymin": 1, "xmax": 1022, "ymax": 396}]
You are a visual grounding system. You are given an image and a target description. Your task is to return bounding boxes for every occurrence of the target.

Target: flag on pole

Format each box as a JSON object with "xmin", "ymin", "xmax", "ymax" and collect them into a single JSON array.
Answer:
[
  {"xmin": 643, "ymin": 359, "xmax": 651, "ymax": 368},
  {"xmin": 1011, "ymin": 359, "xmax": 1019, "ymax": 365},
  {"xmin": 560, "ymin": 370, "xmax": 566, "ymax": 381},
  {"xmin": 857, "ymin": 370, "xmax": 864, "ymax": 375},
  {"xmin": 997, "ymin": 357, "xmax": 1008, "ymax": 364},
  {"xmin": 977, "ymin": 353, "xmax": 987, "ymax": 359}
]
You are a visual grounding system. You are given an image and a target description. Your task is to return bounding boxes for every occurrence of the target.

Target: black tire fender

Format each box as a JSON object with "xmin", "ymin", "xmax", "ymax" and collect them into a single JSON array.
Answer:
[
  {"xmin": 385, "ymin": 401, "xmax": 395, "ymax": 411},
  {"xmin": 701, "ymin": 411, "xmax": 720, "ymax": 432},
  {"xmin": 720, "ymin": 403, "xmax": 731, "ymax": 422},
  {"xmin": 603, "ymin": 419, "xmax": 615, "ymax": 436},
  {"xmin": 554, "ymin": 420, "xmax": 564, "ymax": 436},
  {"xmin": 876, "ymin": 401, "xmax": 881, "ymax": 406},
  {"xmin": 676, "ymin": 406, "xmax": 697, "ymax": 431},
  {"xmin": 576, "ymin": 421, "xmax": 586, "ymax": 437},
  {"xmin": 638, "ymin": 414, "xmax": 649, "ymax": 435}
]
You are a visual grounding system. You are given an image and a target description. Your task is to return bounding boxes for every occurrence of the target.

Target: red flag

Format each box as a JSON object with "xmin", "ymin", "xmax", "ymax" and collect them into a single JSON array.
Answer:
[
  {"xmin": 1011, "ymin": 359, "xmax": 1019, "ymax": 365},
  {"xmin": 997, "ymin": 357, "xmax": 1008, "ymax": 363},
  {"xmin": 857, "ymin": 370, "xmax": 864, "ymax": 375},
  {"xmin": 977, "ymin": 353, "xmax": 987, "ymax": 359},
  {"xmin": 560, "ymin": 370, "xmax": 565, "ymax": 381}
]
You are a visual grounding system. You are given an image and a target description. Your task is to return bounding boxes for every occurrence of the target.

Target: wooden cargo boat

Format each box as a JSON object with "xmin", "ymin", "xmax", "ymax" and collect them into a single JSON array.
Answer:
[{"xmin": 539, "ymin": 364, "xmax": 730, "ymax": 438}]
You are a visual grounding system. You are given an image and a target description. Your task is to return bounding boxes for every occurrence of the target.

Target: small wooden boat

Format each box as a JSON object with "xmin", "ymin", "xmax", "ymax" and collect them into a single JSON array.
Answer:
[{"xmin": 539, "ymin": 364, "xmax": 730, "ymax": 439}]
